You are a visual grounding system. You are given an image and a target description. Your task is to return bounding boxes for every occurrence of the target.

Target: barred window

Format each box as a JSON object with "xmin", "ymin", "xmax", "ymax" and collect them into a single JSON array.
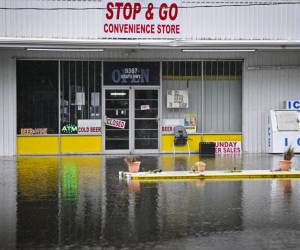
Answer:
[
  {"xmin": 17, "ymin": 60, "xmax": 59, "ymax": 135},
  {"xmin": 162, "ymin": 61, "xmax": 242, "ymax": 133}
]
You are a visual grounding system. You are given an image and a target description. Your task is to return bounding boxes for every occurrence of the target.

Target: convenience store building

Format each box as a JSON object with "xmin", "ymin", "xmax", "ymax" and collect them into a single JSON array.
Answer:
[{"xmin": 1, "ymin": 0, "xmax": 300, "ymax": 155}]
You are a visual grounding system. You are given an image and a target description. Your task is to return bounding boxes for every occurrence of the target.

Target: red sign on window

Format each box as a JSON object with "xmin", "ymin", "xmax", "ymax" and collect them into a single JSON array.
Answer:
[{"xmin": 105, "ymin": 117, "xmax": 126, "ymax": 129}]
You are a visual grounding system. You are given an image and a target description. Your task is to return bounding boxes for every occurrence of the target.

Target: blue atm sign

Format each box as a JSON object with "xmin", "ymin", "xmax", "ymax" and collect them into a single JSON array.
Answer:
[{"xmin": 286, "ymin": 100, "xmax": 300, "ymax": 110}]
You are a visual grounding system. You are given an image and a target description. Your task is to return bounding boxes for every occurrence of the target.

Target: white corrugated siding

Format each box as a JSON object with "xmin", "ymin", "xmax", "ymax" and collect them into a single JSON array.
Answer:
[
  {"xmin": 182, "ymin": 0, "xmax": 297, "ymax": 40},
  {"xmin": 0, "ymin": 52, "xmax": 16, "ymax": 156},
  {"xmin": 0, "ymin": 0, "xmax": 102, "ymax": 39},
  {"xmin": 0, "ymin": 0, "xmax": 298, "ymax": 40},
  {"xmin": 243, "ymin": 52, "xmax": 300, "ymax": 153},
  {"xmin": 0, "ymin": 157, "xmax": 16, "ymax": 248}
]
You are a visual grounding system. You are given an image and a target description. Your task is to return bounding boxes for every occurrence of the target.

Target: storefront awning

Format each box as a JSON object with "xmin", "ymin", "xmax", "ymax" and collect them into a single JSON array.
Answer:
[{"xmin": 2, "ymin": 37, "xmax": 300, "ymax": 51}]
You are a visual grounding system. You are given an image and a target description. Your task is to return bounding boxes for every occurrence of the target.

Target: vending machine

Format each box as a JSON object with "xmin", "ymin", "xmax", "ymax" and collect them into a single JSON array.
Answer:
[{"xmin": 267, "ymin": 110, "xmax": 300, "ymax": 153}]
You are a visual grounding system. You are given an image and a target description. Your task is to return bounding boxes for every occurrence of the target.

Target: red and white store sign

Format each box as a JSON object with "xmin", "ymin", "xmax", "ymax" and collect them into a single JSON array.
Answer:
[
  {"xmin": 102, "ymin": 0, "xmax": 182, "ymax": 38},
  {"xmin": 215, "ymin": 141, "xmax": 242, "ymax": 154},
  {"xmin": 78, "ymin": 119, "xmax": 102, "ymax": 135},
  {"xmin": 105, "ymin": 117, "xmax": 126, "ymax": 129}
]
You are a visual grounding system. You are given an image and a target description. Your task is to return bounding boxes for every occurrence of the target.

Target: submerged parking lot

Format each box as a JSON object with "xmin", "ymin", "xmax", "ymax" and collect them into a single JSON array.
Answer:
[{"xmin": 1, "ymin": 153, "xmax": 300, "ymax": 250}]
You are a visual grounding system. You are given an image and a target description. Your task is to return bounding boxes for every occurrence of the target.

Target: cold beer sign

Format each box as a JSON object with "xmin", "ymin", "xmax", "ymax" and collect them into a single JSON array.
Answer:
[{"xmin": 102, "ymin": 0, "xmax": 182, "ymax": 38}]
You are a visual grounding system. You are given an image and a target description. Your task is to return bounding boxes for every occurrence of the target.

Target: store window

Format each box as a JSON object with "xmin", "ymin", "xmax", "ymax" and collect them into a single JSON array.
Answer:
[
  {"xmin": 60, "ymin": 61, "xmax": 102, "ymax": 134},
  {"xmin": 17, "ymin": 60, "xmax": 59, "ymax": 135},
  {"xmin": 162, "ymin": 61, "xmax": 242, "ymax": 133},
  {"xmin": 203, "ymin": 61, "xmax": 242, "ymax": 133}
]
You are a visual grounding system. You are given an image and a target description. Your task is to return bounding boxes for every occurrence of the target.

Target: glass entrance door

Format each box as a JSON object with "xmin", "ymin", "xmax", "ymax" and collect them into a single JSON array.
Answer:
[
  {"xmin": 104, "ymin": 88, "xmax": 160, "ymax": 153},
  {"xmin": 104, "ymin": 89, "xmax": 130, "ymax": 151},
  {"xmin": 134, "ymin": 89, "xmax": 159, "ymax": 151}
]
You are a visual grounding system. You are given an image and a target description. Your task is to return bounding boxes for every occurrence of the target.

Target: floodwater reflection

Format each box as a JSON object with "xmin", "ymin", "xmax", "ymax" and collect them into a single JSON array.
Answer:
[{"xmin": 1, "ymin": 154, "xmax": 300, "ymax": 249}]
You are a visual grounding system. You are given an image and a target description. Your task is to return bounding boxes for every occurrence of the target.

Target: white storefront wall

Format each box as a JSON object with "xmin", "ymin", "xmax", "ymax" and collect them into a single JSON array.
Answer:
[
  {"xmin": 1, "ymin": 50, "xmax": 300, "ymax": 155},
  {"xmin": 0, "ymin": 0, "xmax": 297, "ymax": 40},
  {"xmin": 0, "ymin": 52, "xmax": 16, "ymax": 156}
]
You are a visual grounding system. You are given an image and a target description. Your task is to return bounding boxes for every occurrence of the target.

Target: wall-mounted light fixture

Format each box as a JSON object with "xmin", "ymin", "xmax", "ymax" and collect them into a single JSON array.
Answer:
[
  {"xmin": 182, "ymin": 49, "xmax": 256, "ymax": 52},
  {"xmin": 25, "ymin": 48, "xmax": 104, "ymax": 52},
  {"xmin": 110, "ymin": 92, "xmax": 127, "ymax": 96}
]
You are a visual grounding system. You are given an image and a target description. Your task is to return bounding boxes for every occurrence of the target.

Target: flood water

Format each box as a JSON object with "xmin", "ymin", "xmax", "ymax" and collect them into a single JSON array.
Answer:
[{"xmin": 1, "ymin": 154, "xmax": 300, "ymax": 250}]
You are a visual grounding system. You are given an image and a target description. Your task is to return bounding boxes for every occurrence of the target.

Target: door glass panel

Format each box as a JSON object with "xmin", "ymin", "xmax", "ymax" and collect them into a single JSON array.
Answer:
[
  {"xmin": 134, "ymin": 90, "xmax": 159, "ymax": 150},
  {"xmin": 135, "ymin": 139, "xmax": 158, "ymax": 149},
  {"xmin": 135, "ymin": 89, "xmax": 158, "ymax": 99},
  {"xmin": 135, "ymin": 130, "xmax": 158, "ymax": 138},
  {"xmin": 105, "ymin": 89, "xmax": 129, "ymax": 150},
  {"xmin": 135, "ymin": 110, "xmax": 158, "ymax": 118},
  {"xmin": 135, "ymin": 100, "xmax": 158, "ymax": 118},
  {"xmin": 135, "ymin": 90, "xmax": 158, "ymax": 119},
  {"xmin": 106, "ymin": 140, "xmax": 129, "ymax": 150},
  {"xmin": 106, "ymin": 130, "xmax": 129, "ymax": 138},
  {"xmin": 135, "ymin": 120, "xmax": 158, "ymax": 129}
]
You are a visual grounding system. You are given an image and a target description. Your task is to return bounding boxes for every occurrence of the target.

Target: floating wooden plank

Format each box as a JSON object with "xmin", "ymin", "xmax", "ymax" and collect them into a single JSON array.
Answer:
[{"xmin": 119, "ymin": 170, "xmax": 300, "ymax": 181}]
